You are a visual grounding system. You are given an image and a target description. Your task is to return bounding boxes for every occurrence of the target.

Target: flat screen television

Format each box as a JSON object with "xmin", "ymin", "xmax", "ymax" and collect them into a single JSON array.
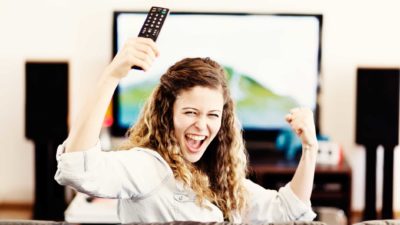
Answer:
[{"xmin": 111, "ymin": 11, "xmax": 322, "ymax": 147}]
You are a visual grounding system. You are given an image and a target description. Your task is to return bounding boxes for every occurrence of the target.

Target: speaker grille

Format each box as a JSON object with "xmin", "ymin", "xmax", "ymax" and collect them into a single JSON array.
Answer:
[
  {"xmin": 355, "ymin": 68, "xmax": 399, "ymax": 145},
  {"xmin": 25, "ymin": 62, "xmax": 69, "ymax": 140}
]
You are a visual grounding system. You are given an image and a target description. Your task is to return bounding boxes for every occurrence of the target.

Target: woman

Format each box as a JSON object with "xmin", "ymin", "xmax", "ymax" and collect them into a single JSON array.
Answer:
[{"xmin": 55, "ymin": 37, "xmax": 318, "ymax": 223}]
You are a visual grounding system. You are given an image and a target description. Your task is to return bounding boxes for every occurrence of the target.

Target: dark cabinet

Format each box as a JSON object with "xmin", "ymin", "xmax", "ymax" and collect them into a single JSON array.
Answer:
[{"xmin": 249, "ymin": 157, "xmax": 352, "ymax": 222}]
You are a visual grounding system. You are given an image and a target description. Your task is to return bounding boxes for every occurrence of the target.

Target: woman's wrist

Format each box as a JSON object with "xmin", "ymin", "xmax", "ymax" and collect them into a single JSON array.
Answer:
[
  {"xmin": 303, "ymin": 141, "xmax": 318, "ymax": 150},
  {"xmin": 302, "ymin": 142, "xmax": 318, "ymax": 159},
  {"xmin": 99, "ymin": 70, "xmax": 121, "ymax": 87}
]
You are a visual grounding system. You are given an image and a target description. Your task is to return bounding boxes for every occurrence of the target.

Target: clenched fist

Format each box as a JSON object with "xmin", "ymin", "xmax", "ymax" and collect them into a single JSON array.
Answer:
[
  {"xmin": 105, "ymin": 37, "xmax": 159, "ymax": 79},
  {"xmin": 285, "ymin": 108, "xmax": 318, "ymax": 150}
]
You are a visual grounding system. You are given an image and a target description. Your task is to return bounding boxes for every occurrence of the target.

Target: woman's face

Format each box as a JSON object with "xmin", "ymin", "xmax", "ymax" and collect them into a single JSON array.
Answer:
[{"xmin": 173, "ymin": 86, "xmax": 224, "ymax": 163}]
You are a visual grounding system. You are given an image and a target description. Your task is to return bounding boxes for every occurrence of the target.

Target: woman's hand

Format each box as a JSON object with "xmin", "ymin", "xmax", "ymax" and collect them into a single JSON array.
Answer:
[
  {"xmin": 104, "ymin": 37, "xmax": 159, "ymax": 79},
  {"xmin": 285, "ymin": 107, "xmax": 318, "ymax": 149}
]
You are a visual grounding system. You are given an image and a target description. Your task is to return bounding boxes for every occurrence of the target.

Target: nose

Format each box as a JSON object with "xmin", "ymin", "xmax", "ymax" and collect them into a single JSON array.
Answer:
[{"xmin": 194, "ymin": 116, "xmax": 207, "ymax": 130}]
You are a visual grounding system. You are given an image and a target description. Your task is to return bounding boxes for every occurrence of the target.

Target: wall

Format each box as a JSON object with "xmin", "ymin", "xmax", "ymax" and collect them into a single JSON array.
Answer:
[{"xmin": 0, "ymin": 0, "xmax": 399, "ymax": 212}]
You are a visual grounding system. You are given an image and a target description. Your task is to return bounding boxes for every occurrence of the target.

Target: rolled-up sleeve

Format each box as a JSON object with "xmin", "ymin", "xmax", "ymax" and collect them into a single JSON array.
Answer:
[
  {"xmin": 243, "ymin": 179, "xmax": 316, "ymax": 223},
  {"xmin": 54, "ymin": 141, "xmax": 173, "ymax": 199}
]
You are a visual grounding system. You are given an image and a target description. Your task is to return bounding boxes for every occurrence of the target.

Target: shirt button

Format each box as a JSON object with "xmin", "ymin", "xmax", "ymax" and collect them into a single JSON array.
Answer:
[{"xmin": 174, "ymin": 194, "xmax": 186, "ymax": 202}]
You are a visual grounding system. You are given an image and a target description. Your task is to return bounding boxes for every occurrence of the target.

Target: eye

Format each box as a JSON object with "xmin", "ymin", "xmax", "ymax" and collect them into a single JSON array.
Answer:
[
  {"xmin": 209, "ymin": 113, "xmax": 220, "ymax": 118},
  {"xmin": 184, "ymin": 111, "xmax": 196, "ymax": 116}
]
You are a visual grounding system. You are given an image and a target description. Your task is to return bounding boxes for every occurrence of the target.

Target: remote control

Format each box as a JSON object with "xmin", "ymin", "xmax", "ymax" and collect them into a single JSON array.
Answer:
[{"xmin": 133, "ymin": 6, "xmax": 169, "ymax": 70}]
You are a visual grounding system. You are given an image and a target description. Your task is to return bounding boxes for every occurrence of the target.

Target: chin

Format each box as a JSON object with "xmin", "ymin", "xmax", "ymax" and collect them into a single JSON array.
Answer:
[
  {"xmin": 182, "ymin": 146, "xmax": 207, "ymax": 163},
  {"xmin": 184, "ymin": 152, "xmax": 203, "ymax": 163}
]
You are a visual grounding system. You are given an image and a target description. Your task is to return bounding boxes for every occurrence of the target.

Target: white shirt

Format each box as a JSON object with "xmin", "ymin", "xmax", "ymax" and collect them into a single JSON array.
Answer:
[{"xmin": 54, "ymin": 142, "xmax": 316, "ymax": 223}]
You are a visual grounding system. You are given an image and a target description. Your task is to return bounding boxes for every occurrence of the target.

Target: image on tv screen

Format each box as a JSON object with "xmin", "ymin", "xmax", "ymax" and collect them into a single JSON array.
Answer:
[{"xmin": 113, "ymin": 12, "xmax": 321, "ymax": 134}]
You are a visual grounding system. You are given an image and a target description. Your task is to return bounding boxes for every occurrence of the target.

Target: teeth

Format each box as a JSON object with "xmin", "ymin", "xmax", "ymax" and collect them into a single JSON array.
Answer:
[{"xmin": 186, "ymin": 134, "xmax": 206, "ymax": 141}]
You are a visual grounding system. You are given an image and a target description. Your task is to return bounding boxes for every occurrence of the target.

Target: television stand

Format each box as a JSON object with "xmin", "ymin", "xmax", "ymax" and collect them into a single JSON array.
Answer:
[{"xmin": 249, "ymin": 156, "xmax": 352, "ymax": 224}]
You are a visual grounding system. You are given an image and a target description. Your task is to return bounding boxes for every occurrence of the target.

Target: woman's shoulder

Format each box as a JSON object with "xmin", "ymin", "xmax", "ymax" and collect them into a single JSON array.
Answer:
[
  {"xmin": 118, "ymin": 147, "xmax": 171, "ymax": 170},
  {"xmin": 126, "ymin": 146, "xmax": 164, "ymax": 159}
]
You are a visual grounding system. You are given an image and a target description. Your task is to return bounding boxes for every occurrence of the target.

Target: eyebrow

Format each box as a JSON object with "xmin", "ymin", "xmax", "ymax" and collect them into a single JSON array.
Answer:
[{"xmin": 182, "ymin": 107, "xmax": 222, "ymax": 113}]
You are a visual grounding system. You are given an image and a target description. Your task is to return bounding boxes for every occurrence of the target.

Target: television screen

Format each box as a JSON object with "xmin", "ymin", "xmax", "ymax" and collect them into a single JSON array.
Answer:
[{"xmin": 111, "ymin": 12, "xmax": 322, "ymax": 140}]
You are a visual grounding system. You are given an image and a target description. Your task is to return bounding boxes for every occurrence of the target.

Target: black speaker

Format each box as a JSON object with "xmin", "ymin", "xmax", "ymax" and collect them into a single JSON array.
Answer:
[
  {"xmin": 25, "ymin": 62, "xmax": 69, "ymax": 140},
  {"xmin": 356, "ymin": 68, "xmax": 399, "ymax": 146},
  {"xmin": 25, "ymin": 62, "xmax": 69, "ymax": 220},
  {"xmin": 356, "ymin": 67, "xmax": 400, "ymax": 220}
]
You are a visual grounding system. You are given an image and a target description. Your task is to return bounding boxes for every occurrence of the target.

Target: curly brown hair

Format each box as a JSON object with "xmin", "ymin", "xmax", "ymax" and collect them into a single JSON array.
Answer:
[{"xmin": 120, "ymin": 57, "xmax": 248, "ymax": 221}]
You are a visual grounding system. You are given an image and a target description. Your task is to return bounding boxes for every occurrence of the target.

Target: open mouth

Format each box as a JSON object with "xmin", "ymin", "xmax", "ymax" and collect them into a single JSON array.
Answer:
[{"xmin": 185, "ymin": 134, "xmax": 207, "ymax": 153}]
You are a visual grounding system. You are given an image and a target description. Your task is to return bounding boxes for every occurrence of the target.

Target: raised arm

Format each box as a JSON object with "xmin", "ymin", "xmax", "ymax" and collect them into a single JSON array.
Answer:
[
  {"xmin": 66, "ymin": 37, "xmax": 159, "ymax": 152},
  {"xmin": 285, "ymin": 108, "xmax": 318, "ymax": 203}
]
